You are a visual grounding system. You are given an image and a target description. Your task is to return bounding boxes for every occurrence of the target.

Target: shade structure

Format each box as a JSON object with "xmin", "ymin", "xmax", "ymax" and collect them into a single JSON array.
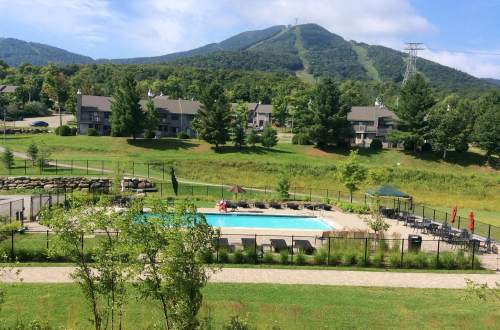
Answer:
[
  {"xmin": 467, "ymin": 211, "xmax": 475, "ymax": 231},
  {"xmin": 228, "ymin": 185, "xmax": 246, "ymax": 194},
  {"xmin": 366, "ymin": 185, "xmax": 410, "ymax": 198},
  {"xmin": 450, "ymin": 206, "xmax": 458, "ymax": 224}
]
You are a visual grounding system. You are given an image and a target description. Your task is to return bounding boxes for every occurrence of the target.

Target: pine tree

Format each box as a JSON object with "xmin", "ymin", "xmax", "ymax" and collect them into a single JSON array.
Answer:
[
  {"xmin": 246, "ymin": 130, "xmax": 259, "ymax": 147},
  {"xmin": 195, "ymin": 83, "xmax": 231, "ymax": 150},
  {"xmin": 232, "ymin": 102, "xmax": 248, "ymax": 148},
  {"xmin": 1, "ymin": 148, "xmax": 14, "ymax": 170},
  {"xmin": 110, "ymin": 74, "xmax": 143, "ymax": 139},
  {"xmin": 394, "ymin": 73, "xmax": 435, "ymax": 151},
  {"xmin": 271, "ymin": 88, "xmax": 288, "ymax": 127},
  {"xmin": 144, "ymin": 100, "xmax": 159, "ymax": 138},
  {"xmin": 261, "ymin": 124, "xmax": 278, "ymax": 148},
  {"xmin": 309, "ymin": 77, "xmax": 352, "ymax": 147},
  {"xmin": 27, "ymin": 142, "xmax": 38, "ymax": 164}
]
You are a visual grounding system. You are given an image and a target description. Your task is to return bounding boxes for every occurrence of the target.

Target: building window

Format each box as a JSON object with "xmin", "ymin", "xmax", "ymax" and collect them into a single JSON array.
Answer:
[{"xmin": 171, "ymin": 114, "xmax": 179, "ymax": 121}]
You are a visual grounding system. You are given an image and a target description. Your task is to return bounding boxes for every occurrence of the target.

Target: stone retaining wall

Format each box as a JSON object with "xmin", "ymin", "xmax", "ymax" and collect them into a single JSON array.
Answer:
[
  {"xmin": 121, "ymin": 177, "xmax": 155, "ymax": 190},
  {"xmin": 4, "ymin": 128, "xmax": 49, "ymax": 134},
  {"xmin": 0, "ymin": 177, "xmax": 111, "ymax": 191}
]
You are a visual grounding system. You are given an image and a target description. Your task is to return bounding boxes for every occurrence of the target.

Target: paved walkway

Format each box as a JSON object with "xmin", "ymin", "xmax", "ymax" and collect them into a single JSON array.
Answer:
[{"xmin": 1, "ymin": 267, "xmax": 499, "ymax": 289}]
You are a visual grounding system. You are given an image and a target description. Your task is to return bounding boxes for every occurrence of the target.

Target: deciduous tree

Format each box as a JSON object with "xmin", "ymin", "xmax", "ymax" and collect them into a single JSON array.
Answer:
[{"xmin": 337, "ymin": 150, "xmax": 367, "ymax": 202}]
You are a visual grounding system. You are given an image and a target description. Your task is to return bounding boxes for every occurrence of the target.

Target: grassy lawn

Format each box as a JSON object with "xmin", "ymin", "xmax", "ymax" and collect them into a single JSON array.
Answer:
[
  {"xmin": 1, "ymin": 135, "xmax": 499, "ymax": 225},
  {"xmin": 0, "ymin": 283, "xmax": 498, "ymax": 329}
]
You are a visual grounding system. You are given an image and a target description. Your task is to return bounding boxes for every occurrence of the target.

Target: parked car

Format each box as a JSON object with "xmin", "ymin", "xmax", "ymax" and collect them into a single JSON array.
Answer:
[{"xmin": 30, "ymin": 121, "xmax": 49, "ymax": 127}]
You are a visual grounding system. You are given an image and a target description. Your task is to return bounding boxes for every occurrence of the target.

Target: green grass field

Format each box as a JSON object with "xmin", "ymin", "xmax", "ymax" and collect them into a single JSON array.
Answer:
[
  {"xmin": 1, "ymin": 135, "xmax": 499, "ymax": 225},
  {"xmin": 0, "ymin": 283, "xmax": 498, "ymax": 329}
]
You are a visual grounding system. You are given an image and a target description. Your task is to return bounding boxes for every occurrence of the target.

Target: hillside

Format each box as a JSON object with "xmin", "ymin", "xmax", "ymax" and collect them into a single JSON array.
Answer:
[
  {"xmin": 0, "ymin": 38, "xmax": 94, "ymax": 66},
  {"xmin": 1, "ymin": 24, "xmax": 498, "ymax": 92}
]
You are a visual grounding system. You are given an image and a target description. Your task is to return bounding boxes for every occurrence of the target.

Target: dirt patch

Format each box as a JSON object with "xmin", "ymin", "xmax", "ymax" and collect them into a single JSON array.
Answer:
[{"xmin": 192, "ymin": 143, "xmax": 212, "ymax": 153}]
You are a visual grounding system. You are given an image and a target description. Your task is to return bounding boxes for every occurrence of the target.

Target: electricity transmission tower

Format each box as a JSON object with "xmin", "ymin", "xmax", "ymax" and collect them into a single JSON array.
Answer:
[{"xmin": 402, "ymin": 42, "xmax": 424, "ymax": 85}]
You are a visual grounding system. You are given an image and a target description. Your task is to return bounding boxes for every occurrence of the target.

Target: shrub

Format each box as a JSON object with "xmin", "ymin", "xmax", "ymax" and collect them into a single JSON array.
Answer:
[
  {"xmin": 144, "ymin": 129, "xmax": 155, "ymax": 139},
  {"xmin": 370, "ymin": 138, "xmax": 383, "ymax": 150},
  {"xmin": 218, "ymin": 249, "xmax": 229, "ymax": 263},
  {"xmin": 292, "ymin": 132, "xmax": 312, "ymax": 145},
  {"xmin": 389, "ymin": 252, "xmax": 401, "ymax": 268},
  {"xmin": 245, "ymin": 249, "xmax": 257, "ymax": 264},
  {"xmin": 70, "ymin": 127, "xmax": 77, "ymax": 136},
  {"xmin": 177, "ymin": 131, "xmax": 190, "ymax": 139},
  {"xmin": 87, "ymin": 128, "xmax": 97, "ymax": 136},
  {"xmin": 356, "ymin": 252, "xmax": 369, "ymax": 267},
  {"xmin": 333, "ymin": 201, "xmax": 370, "ymax": 214},
  {"xmin": 199, "ymin": 250, "xmax": 214, "ymax": 264},
  {"xmin": 295, "ymin": 252, "xmax": 306, "ymax": 265},
  {"xmin": 403, "ymin": 140, "xmax": 415, "ymax": 151},
  {"xmin": 341, "ymin": 250, "xmax": 357, "ymax": 266},
  {"xmin": 372, "ymin": 250, "xmax": 384, "ymax": 267},
  {"xmin": 455, "ymin": 142, "xmax": 469, "ymax": 153},
  {"xmin": 20, "ymin": 101, "xmax": 50, "ymax": 117},
  {"xmin": 55, "ymin": 125, "xmax": 71, "ymax": 136},
  {"xmin": 314, "ymin": 248, "xmax": 328, "ymax": 265},
  {"xmin": 421, "ymin": 142, "xmax": 432, "ymax": 152},
  {"xmin": 438, "ymin": 252, "xmax": 458, "ymax": 269},
  {"xmin": 329, "ymin": 250, "xmax": 342, "ymax": 265},
  {"xmin": 279, "ymin": 250, "xmax": 289, "ymax": 264},
  {"xmin": 262, "ymin": 252, "xmax": 274, "ymax": 264},
  {"xmin": 232, "ymin": 249, "xmax": 245, "ymax": 264},
  {"xmin": 261, "ymin": 124, "xmax": 278, "ymax": 148}
]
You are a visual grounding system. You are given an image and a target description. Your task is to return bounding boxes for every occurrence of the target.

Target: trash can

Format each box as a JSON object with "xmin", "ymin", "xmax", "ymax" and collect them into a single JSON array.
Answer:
[{"xmin": 408, "ymin": 235, "xmax": 422, "ymax": 251}]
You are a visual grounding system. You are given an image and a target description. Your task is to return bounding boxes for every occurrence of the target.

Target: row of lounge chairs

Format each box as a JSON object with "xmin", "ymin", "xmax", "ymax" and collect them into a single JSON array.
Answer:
[
  {"xmin": 215, "ymin": 237, "xmax": 316, "ymax": 255},
  {"xmin": 225, "ymin": 201, "xmax": 332, "ymax": 211}
]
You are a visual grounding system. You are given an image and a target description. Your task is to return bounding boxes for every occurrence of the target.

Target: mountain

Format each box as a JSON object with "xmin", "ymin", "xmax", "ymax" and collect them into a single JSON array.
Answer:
[
  {"xmin": 0, "ymin": 37, "xmax": 94, "ymax": 66},
  {"xmin": 1, "ymin": 24, "xmax": 498, "ymax": 92},
  {"xmin": 482, "ymin": 78, "xmax": 500, "ymax": 86}
]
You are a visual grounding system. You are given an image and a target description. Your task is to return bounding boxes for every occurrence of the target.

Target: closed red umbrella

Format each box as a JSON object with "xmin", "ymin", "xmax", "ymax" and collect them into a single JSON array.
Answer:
[
  {"xmin": 450, "ymin": 206, "xmax": 458, "ymax": 224},
  {"xmin": 467, "ymin": 211, "xmax": 475, "ymax": 231}
]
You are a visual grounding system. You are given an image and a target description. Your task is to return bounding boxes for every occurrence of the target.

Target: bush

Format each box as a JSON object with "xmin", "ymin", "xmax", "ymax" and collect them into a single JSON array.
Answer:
[
  {"xmin": 421, "ymin": 142, "xmax": 432, "ymax": 152},
  {"xmin": 177, "ymin": 131, "xmax": 190, "ymax": 139},
  {"xmin": 313, "ymin": 249, "xmax": 328, "ymax": 265},
  {"xmin": 218, "ymin": 249, "xmax": 229, "ymax": 263},
  {"xmin": 341, "ymin": 250, "xmax": 357, "ymax": 266},
  {"xmin": 292, "ymin": 132, "xmax": 312, "ymax": 145},
  {"xmin": 295, "ymin": 252, "xmax": 306, "ymax": 265},
  {"xmin": 372, "ymin": 250, "xmax": 384, "ymax": 267},
  {"xmin": 329, "ymin": 250, "xmax": 342, "ymax": 265},
  {"xmin": 389, "ymin": 252, "xmax": 401, "ymax": 268},
  {"xmin": 261, "ymin": 124, "xmax": 278, "ymax": 148},
  {"xmin": 18, "ymin": 101, "xmax": 50, "ymax": 118},
  {"xmin": 262, "ymin": 252, "xmax": 274, "ymax": 264},
  {"xmin": 245, "ymin": 249, "xmax": 257, "ymax": 264},
  {"xmin": 455, "ymin": 142, "xmax": 469, "ymax": 153},
  {"xmin": 54, "ymin": 125, "xmax": 71, "ymax": 136},
  {"xmin": 144, "ymin": 129, "xmax": 155, "ymax": 139},
  {"xmin": 356, "ymin": 252, "xmax": 369, "ymax": 267},
  {"xmin": 87, "ymin": 128, "xmax": 97, "ymax": 136},
  {"xmin": 439, "ymin": 252, "xmax": 458, "ymax": 269},
  {"xmin": 232, "ymin": 249, "xmax": 245, "ymax": 264},
  {"xmin": 279, "ymin": 250, "xmax": 289, "ymax": 264},
  {"xmin": 334, "ymin": 201, "xmax": 370, "ymax": 214},
  {"xmin": 199, "ymin": 250, "xmax": 214, "ymax": 264},
  {"xmin": 370, "ymin": 138, "xmax": 383, "ymax": 150},
  {"xmin": 70, "ymin": 127, "xmax": 78, "ymax": 136},
  {"xmin": 403, "ymin": 140, "xmax": 415, "ymax": 151}
]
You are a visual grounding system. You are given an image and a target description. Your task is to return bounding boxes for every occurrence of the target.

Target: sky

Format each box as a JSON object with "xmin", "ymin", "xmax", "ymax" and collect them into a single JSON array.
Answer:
[{"xmin": 0, "ymin": 0, "xmax": 499, "ymax": 79}]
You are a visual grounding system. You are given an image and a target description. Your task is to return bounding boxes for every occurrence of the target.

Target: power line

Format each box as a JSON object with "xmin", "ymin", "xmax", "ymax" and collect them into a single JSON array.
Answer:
[{"xmin": 425, "ymin": 48, "xmax": 500, "ymax": 56}]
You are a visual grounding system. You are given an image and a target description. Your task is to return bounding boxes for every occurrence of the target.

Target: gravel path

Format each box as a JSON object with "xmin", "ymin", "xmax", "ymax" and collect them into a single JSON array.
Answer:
[{"xmin": 2, "ymin": 267, "xmax": 499, "ymax": 289}]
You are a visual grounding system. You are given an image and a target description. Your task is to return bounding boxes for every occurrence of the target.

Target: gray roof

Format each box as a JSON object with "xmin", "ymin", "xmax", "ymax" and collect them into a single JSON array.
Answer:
[
  {"xmin": 256, "ymin": 104, "xmax": 272, "ymax": 114},
  {"xmin": 0, "ymin": 85, "xmax": 18, "ymax": 93},
  {"xmin": 347, "ymin": 106, "xmax": 398, "ymax": 121},
  {"xmin": 80, "ymin": 94, "xmax": 271, "ymax": 115},
  {"xmin": 81, "ymin": 95, "xmax": 112, "ymax": 112}
]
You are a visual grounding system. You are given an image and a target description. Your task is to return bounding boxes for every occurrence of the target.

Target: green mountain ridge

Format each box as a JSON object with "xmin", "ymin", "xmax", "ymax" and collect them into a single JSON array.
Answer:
[{"xmin": 1, "ymin": 24, "xmax": 498, "ymax": 92}]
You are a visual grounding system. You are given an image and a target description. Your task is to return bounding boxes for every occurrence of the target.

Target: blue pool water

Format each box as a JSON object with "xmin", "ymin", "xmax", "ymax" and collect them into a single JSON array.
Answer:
[{"xmin": 204, "ymin": 213, "xmax": 332, "ymax": 230}]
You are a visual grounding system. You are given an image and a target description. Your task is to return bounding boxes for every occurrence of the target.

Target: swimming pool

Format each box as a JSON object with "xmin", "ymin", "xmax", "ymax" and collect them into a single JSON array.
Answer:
[{"xmin": 204, "ymin": 213, "xmax": 332, "ymax": 230}]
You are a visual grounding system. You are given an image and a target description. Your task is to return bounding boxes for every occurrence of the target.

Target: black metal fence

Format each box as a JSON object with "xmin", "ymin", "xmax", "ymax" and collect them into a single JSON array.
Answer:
[
  {"xmin": 0, "ymin": 198, "xmax": 25, "ymax": 224},
  {"xmin": 28, "ymin": 192, "xmax": 69, "ymax": 221},
  {"xmin": 0, "ymin": 230, "xmax": 484, "ymax": 269}
]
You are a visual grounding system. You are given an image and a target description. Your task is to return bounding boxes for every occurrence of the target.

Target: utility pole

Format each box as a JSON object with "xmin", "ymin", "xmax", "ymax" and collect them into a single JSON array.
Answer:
[{"xmin": 402, "ymin": 42, "xmax": 424, "ymax": 85}]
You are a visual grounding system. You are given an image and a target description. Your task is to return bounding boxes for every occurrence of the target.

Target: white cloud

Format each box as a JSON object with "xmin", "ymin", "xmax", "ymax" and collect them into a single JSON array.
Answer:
[{"xmin": 420, "ymin": 49, "xmax": 500, "ymax": 79}]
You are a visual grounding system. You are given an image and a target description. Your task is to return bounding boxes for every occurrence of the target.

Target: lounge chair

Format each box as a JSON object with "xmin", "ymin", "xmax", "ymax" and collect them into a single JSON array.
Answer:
[
  {"xmin": 237, "ymin": 201, "xmax": 250, "ymax": 208},
  {"xmin": 214, "ymin": 238, "xmax": 233, "ymax": 252},
  {"xmin": 270, "ymin": 239, "xmax": 289, "ymax": 252},
  {"xmin": 294, "ymin": 239, "xmax": 315, "ymax": 254},
  {"xmin": 286, "ymin": 202, "xmax": 299, "ymax": 210},
  {"xmin": 226, "ymin": 201, "xmax": 238, "ymax": 211},
  {"xmin": 254, "ymin": 202, "xmax": 267, "ymax": 209},
  {"xmin": 270, "ymin": 202, "xmax": 282, "ymax": 209},
  {"xmin": 318, "ymin": 204, "xmax": 332, "ymax": 211}
]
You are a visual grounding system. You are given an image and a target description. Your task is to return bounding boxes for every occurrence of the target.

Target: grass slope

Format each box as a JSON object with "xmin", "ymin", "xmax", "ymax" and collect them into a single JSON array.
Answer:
[
  {"xmin": 1, "ymin": 135, "xmax": 499, "ymax": 225},
  {"xmin": 352, "ymin": 43, "xmax": 380, "ymax": 81},
  {"xmin": 0, "ymin": 283, "xmax": 498, "ymax": 329}
]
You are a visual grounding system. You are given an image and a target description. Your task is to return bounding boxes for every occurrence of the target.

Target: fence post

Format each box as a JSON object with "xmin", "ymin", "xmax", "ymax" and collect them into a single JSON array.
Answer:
[
  {"xmin": 471, "ymin": 241, "xmax": 476, "ymax": 270},
  {"xmin": 24, "ymin": 159, "xmax": 27, "ymax": 175},
  {"xmin": 337, "ymin": 191, "xmax": 340, "ymax": 202},
  {"xmin": 291, "ymin": 235, "xmax": 294, "ymax": 264},
  {"xmin": 309, "ymin": 188, "xmax": 312, "ymax": 201},
  {"xmin": 445, "ymin": 212, "xmax": 448, "ymax": 223},
  {"xmin": 422, "ymin": 205, "xmax": 425, "ymax": 218},
  {"xmin": 400, "ymin": 238, "xmax": 404, "ymax": 268},
  {"xmin": 46, "ymin": 230, "xmax": 49, "ymax": 250},
  {"xmin": 71, "ymin": 160, "xmax": 73, "ymax": 174},
  {"xmin": 433, "ymin": 209, "xmax": 436, "ymax": 221},
  {"xmin": 326, "ymin": 189, "xmax": 329, "ymax": 200},
  {"xmin": 40, "ymin": 159, "xmax": 42, "ymax": 175},
  {"xmin": 254, "ymin": 234, "xmax": 258, "ymax": 264},
  {"xmin": 101, "ymin": 160, "xmax": 104, "ymax": 176},
  {"xmin": 216, "ymin": 232, "xmax": 220, "ymax": 263},
  {"xmin": 220, "ymin": 183, "xmax": 224, "ymax": 199},
  {"xmin": 86, "ymin": 160, "xmax": 89, "ymax": 175},
  {"xmin": 160, "ymin": 183, "xmax": 163, "ymax": 196},
  {"xmin": 55, "ymin": 159, "xmax": 58, "ymax": 175},
  {"xmin": 364, "ymin": 237, "xmax": 368, "ymax": 265},
  {"xmin": 206, "ymin": 186, "xmax": 209, "ymax": 198},
  {"xmin": 191, "ymin": 185, "xmax": 194, "ymax": 196},
  {"xmin": 487, "ymin": 225, "xmax": 491, "ymax": 242},
  {"xmin": 458, "ymin": 216, "xmax": 461, "ymax": 229},
  {"xmin": 132, "ymin": 161, "xmax": 135, "ymax": 176},
  {"xmin": 81, "ymin": 232, "xmax": 84, "ymax": 251},
  {"xmin": 436, "ymin": 238, "xmax": 440, "ymax": 268},
  {"xmin": 9, "ymin": 201, "xmax": 12, "ymax": 221},
  {"xmin": 327, "ymin": 237, "xmax": 331, "ymax": 265},
  {"xmin": 162, "ymin": 162, "xmax": 165, "ymax": 181},
  {"xmin": 147, "ymin": 162, "xmax": 150, "ymax": 178},
  {"xmin": 11, "ymin": 230, "xmax": 14, "ymax": 260},
  {"xmin": 364, "ymin": 194, "xmax": 367, "ymax": 207}
]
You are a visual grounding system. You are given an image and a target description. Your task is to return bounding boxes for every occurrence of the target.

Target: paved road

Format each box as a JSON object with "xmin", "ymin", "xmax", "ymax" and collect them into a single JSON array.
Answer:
[{"xmin": 2, "ymin": 267, "xmax": 499, "ymax": 289}]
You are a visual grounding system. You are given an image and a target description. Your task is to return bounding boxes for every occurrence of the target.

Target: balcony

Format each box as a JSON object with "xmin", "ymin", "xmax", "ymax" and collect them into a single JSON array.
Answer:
[{"xmin": 353, "ymin": 125, "xmax": 376, "ymax": 133}]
